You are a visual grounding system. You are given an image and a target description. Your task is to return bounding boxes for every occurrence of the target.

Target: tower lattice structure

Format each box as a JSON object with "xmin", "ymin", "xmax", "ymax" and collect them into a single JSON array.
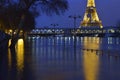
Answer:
[{"xmin": 81, "ymin": 0, "xmax": 103, "ymax": 28}]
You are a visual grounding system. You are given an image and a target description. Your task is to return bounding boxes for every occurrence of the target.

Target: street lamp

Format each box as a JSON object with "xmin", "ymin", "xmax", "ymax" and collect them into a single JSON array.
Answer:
[{"xmin": 69, "ymin": 15, "xmax": 81, "ymax": 29}]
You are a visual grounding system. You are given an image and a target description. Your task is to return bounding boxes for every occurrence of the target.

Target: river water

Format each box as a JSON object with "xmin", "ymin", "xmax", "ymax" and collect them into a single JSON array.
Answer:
[{"xmin": 0, "ymin": 36, "xmax": 120, "ymax": 80}]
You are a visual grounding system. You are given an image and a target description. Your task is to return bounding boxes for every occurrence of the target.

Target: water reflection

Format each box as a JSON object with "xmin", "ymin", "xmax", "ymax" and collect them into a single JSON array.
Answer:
[
  {"xmin": 8, "ymin": 49, "xmax": 12, "ymax": 70},
  {"xmin": 8, "ymin": 39, "xmax": 24, "ymax": 72},
  {"xmin": 7, "ymin": 39, "xmax": 24, "ymax": 80},
  {"xmin": 26, "ymin": 36, "xmax": 81, "ymax": 80},
  {"xmin": 16, "ymin": 39, "xmax": 24, "ymax": 72},
  {"xmin": 82, "ymin": 37, "xmax": 100, "ymax": 80},
  {"xmin": 25, "ymin": 36, "xmax": 120, "ymax": 80},
  {"xmin": 1, "ymin": 37, "xmax": 120, "ymax": 80}
]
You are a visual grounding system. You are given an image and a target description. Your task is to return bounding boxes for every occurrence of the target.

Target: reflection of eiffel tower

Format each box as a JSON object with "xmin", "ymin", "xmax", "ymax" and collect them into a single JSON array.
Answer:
[{"xmin": 81, "ymin": 0, "xmax": 103, "ymax": 28}]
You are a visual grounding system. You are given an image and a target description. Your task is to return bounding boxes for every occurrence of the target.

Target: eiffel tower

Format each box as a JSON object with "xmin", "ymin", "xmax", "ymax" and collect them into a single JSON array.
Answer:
[{"xmin": 81, "ymin": 0, "xmax": 103, "ymax": 28}]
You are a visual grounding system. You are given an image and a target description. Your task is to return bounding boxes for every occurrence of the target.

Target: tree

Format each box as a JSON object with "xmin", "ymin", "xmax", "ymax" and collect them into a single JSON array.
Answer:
[
  {"xmin": 0, "ymin": 0, "xmax": 69, "ymax": 49},
  {"xmin": 0, "ymin": 2, "xmax": 36, "ymax": 30}
]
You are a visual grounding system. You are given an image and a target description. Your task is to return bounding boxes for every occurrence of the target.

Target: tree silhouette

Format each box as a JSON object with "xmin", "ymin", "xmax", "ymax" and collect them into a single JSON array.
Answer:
[{"xmin": 0, "ymin": 0, "xmax": 68, "ymax": 49}]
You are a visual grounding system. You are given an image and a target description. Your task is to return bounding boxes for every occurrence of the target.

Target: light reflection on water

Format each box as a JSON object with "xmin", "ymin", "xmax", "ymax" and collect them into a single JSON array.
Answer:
[
  {"xmin": 0, "ymin": 37, "xmax": 120, "ymax": 80},
  {"xmin": 83, "ymin": 37, "xmax": 100, "ymax": 80},
  {"xmin": 16, "ymin": 39, "xmax": 24, "ymax": 72},
  {"xmin": 8, "ymin": 39, "xmax": 24, "ymax": 72}
]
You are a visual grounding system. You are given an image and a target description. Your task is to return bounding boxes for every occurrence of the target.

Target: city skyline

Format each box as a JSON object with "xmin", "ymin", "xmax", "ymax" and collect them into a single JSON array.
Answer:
[{"xmin": 35, "ymin": 0, "xmax": 120, "ymax": 28}]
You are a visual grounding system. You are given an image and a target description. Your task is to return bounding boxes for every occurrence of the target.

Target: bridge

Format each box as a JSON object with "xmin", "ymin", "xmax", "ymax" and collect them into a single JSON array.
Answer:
[{"xmin": 27, "ymin": 26, "xmax": 120, "ymax": 37}]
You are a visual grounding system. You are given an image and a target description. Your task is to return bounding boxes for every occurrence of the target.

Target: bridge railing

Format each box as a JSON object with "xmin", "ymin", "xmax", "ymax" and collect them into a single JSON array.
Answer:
[{"xmin": 26, "ymin": 27, "xmax": 120, "ymax": 37}]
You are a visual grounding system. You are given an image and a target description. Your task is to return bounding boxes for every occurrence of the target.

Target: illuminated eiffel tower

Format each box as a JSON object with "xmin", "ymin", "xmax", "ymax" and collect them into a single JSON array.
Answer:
[{"xmin": 81, "ymin": 0, "xmax": 103, "ymax": 28}]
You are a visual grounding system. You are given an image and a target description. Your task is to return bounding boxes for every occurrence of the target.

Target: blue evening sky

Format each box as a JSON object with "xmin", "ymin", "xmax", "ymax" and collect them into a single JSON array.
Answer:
[{"xmin": 35, "ymin": 0, "xmax": 120, "ymax": 28}]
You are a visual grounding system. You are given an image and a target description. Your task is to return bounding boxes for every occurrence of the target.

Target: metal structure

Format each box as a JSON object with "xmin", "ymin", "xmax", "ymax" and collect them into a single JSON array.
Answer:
[
  {"xmin": 69, "ymin": 15, "xmax": 81, "ymax": 29},
  {"xmin": 27, "ymin": 27, "xmax": 120, "ymax": 37},
  {"xmin": 81, "ymin": 0, "xmax": 103, "ymax": 28}
]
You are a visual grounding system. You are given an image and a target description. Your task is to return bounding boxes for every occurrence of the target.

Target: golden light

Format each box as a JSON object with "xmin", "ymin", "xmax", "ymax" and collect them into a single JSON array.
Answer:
[
  {"xmin": 8, "ymin": 49, "xmax": 12, "ymax": 70},
  {"xmin": 17, "ymin": 39, "xmax": 24, "ymax": 45},
  {"xmin": 8, "ymin": 39, "xmax": 11, "ymax": 47},
  {"xmin": 81, "ymin": 0, "xmax": 103, "ymax": 27},
  {"xmin": 16, "ymin": 39, "xmax": 24, "ymax": 72},
  {"xmin": 82, "ymin": 37, "xmax": 100, "ymax": 80},
  {"xmin": 7, "ymin": 39, "xmax": 24, "ymax": 72},
  {"xmin": 9, "ymin": 29, "xmax": 12, "ymax": 33},
  {"xmin": 20, "ymin": 30, "xmax": 23, "ymax": 33}
]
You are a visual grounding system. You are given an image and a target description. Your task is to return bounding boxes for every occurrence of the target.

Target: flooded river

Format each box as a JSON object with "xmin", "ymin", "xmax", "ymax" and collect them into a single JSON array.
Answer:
[{"xmin": 0, "ymin": 36, "xmax": 120, "ymax": 80}]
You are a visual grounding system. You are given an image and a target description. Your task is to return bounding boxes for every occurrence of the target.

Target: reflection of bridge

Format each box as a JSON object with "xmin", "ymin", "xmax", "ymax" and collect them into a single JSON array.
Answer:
[{"xmin": 27, "ymin": 27, "xmax": 120, "ymax": 37}]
